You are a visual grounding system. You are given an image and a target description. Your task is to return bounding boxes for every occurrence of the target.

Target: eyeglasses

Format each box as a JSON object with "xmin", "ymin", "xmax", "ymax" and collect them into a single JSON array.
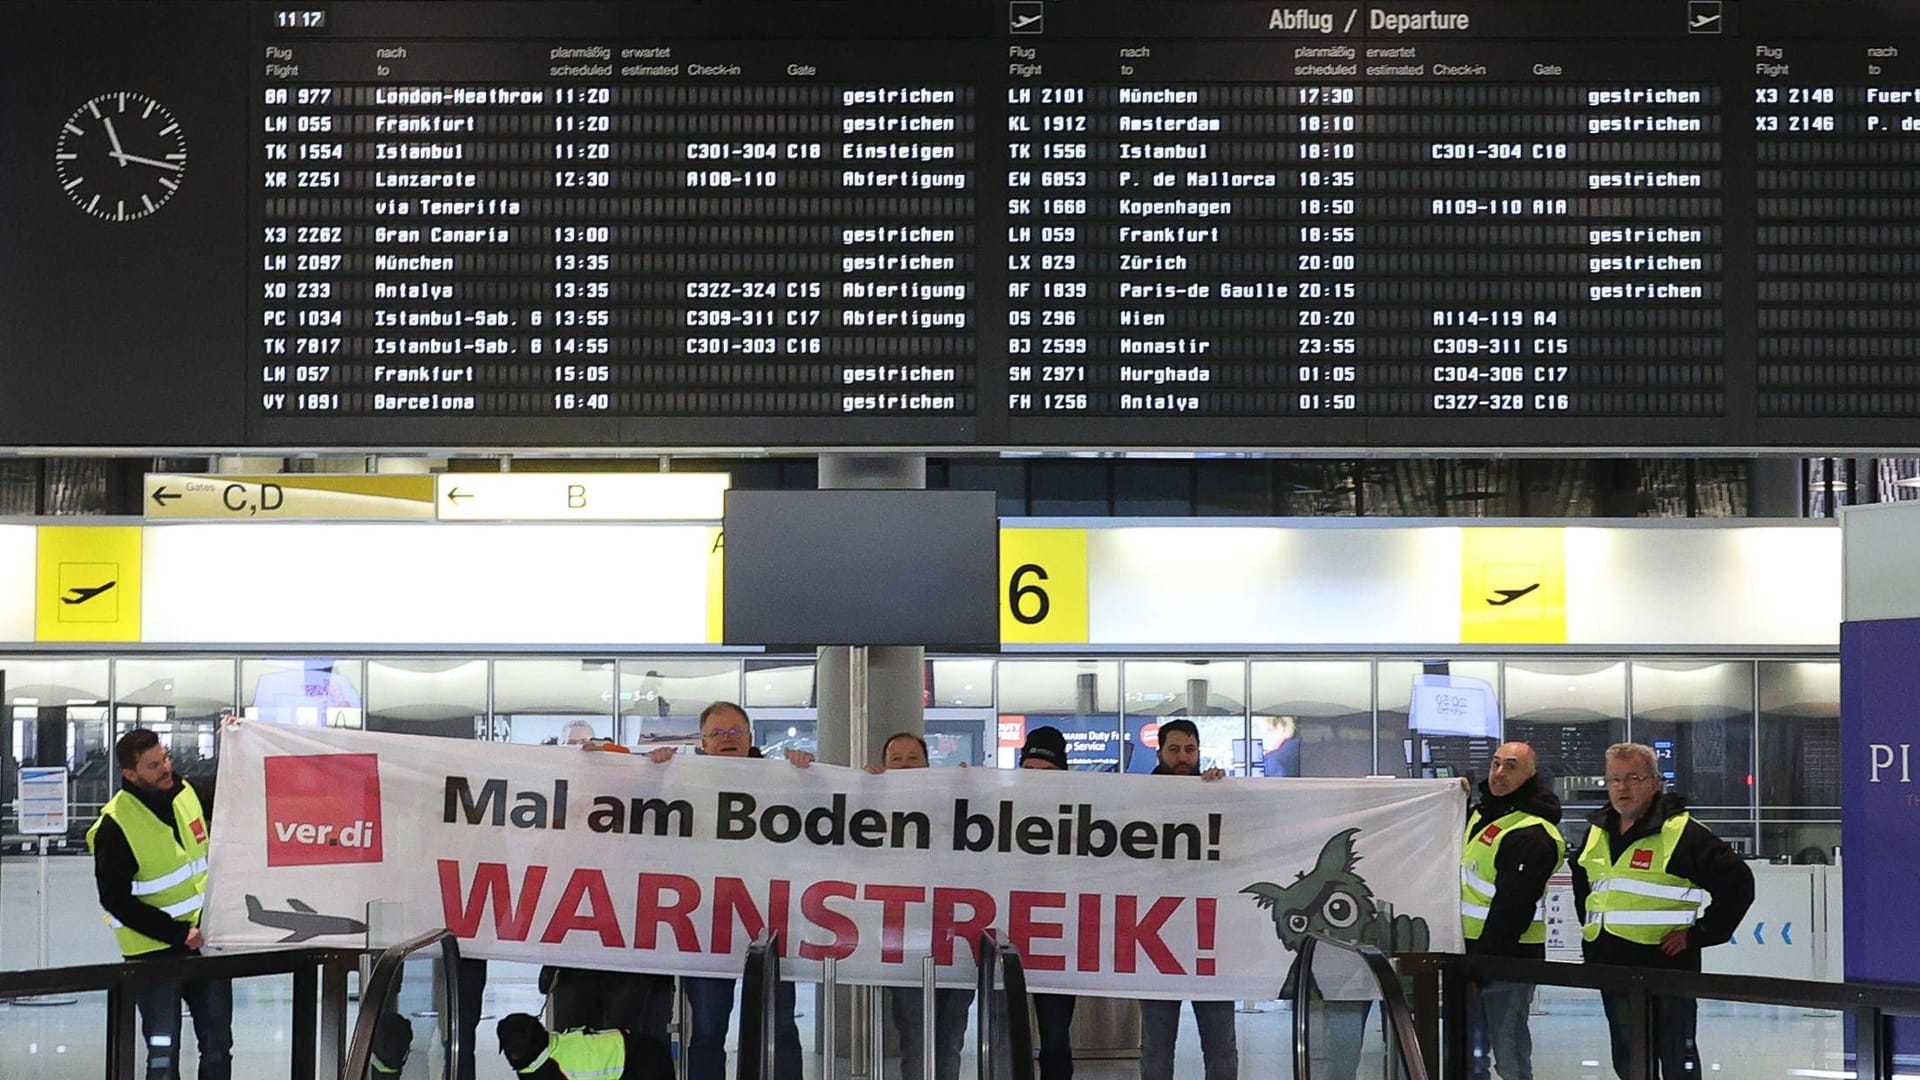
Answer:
[
  {"xmin": 702, "ymin": 726, "xmax": 748, "ymax": 739},
  {"xmin": 1604, "ymin": 774, "xmax": 1654, "ymax": 787}
]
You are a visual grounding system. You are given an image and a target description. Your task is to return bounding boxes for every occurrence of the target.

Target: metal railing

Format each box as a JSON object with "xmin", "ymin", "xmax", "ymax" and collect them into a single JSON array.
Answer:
[
  {"xmin": 339, "ymin": 928, "xmax": 461, "ymax": 1080},
  {"xmin": 976, "ymin": 929, "xmax": 1035, "ymax": 1080},
  {"xmin": 1292, "ymin": 931, "xmax": 1431, "ymax": 1080},
  {"xmin": 737, "ymin": 929, "xmax": 781, "ymax": 1080},
  {"xmin": 0, "ymin": 945, "xmax": 357, "ymax": 1080},
  {"xmin": 1393, "ymin": 951, "xmax": 1920, "ymax": 1080}
]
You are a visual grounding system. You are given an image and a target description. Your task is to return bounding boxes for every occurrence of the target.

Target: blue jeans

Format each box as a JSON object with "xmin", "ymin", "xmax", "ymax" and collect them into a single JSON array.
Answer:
[
  {"xmin": 888, "ymin": 986, "xmax": 976, "ymax": 1080},
  {"xmin": 685, "ymin": 974, "xmax": 802, "ymax": 1080},
  {"xmin": 1139, "ymin": 999, "xmax": 1238, "ymax": 1080},
  {"xmin": 134, "ymin": 973, "xmax": 233, "ymax": 1080},
  {"xmin": 1468, "ymin": 982, "xmax": 1534, "ymax": 1080}
]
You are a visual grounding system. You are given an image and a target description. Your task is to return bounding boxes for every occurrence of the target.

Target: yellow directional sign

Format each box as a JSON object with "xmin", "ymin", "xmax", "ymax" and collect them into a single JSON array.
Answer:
[
  {"xmin": 1460, "ymin": 528, "xmax": 1567, "ymax": 644},
  {"xmin": 37, "ymin": 526, "xmax": 142, "ymax": 642},
  {"xmin": 999, "ymin": 528, "xmax": 1090, "ymax": 644},
  {"xmin": 144, "ymin": 475, "xmax": 435, "ymax": 520},
  {"xmin": 435, "ymin": 473, "xmax": 729, "ymax": 521}
]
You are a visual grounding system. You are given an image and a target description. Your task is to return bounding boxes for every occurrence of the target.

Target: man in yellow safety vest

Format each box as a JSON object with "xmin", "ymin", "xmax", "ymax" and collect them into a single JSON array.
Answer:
[
  {"xmin": 86, "ymin": 728, "xmax": 233, "ymax": 1080},
  {"xmin": 1461, "ymin": 741, "xmax": 1564, "ymax": 1080},
  {"xmin": 1572, "ymin": 742, "xmax": 1753, "ymax": 1079}
]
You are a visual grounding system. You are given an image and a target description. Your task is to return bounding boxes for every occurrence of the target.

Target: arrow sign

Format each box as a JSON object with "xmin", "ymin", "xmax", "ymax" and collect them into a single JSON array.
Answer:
[
  {"xmin": 1781, "ymin": 921, "xmax": 1792, "ymax": 946},
  {"xmin": 445, "ymin": 486, "xmax": 473, "ymax": 503},
  {"xmin": 151, "ymin": 486, "xmax": 181, "ymax": 506},
  {"xmin": 1754, "ymin": 921, "xmax": 1765, "ymax": 945}
]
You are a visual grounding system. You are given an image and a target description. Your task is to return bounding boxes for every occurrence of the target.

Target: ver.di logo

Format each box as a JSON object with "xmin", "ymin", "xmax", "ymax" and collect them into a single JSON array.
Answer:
[{"xmin": 263, "ymin": 753, "xmax": 384, "ymax": 867}]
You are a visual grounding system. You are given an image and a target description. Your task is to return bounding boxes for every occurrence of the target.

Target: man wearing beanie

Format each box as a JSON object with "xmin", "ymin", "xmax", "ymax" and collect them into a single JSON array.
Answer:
[{"xmin": 1019, "ymin": 725, "xmax": 1075, "ymax": 1080}]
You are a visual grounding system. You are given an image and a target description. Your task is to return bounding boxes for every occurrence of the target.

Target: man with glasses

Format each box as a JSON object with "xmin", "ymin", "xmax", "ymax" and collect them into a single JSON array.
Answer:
[
  {"xmin": 1572, "ymin": 742, "xmax": 1753, "ymax": 1079},
  {"xmin": 643, "ymin": 701, "xmax": 812, "ymax": 1080},
  {"xmin": 1461, "ymin": 741, "xmax": 1564, "ymax": 1080}
]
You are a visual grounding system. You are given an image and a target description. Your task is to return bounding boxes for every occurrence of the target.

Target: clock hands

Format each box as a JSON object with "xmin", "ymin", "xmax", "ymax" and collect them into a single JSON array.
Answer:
[
  {"xmin": 99, "ymin": 114, "xmax": 181, "ymax": 170},
  {"xmin": 111, "ymin": 152, "xmax": 183, "ymax": 171},
  {"xmin": 102, "ymin": 115, "xmax": 129, "ymax": 166}
]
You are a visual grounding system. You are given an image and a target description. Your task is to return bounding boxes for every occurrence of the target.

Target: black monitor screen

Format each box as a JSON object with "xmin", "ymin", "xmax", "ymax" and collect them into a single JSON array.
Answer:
[{"xmin": 722, "ymin": 489, "xmax": 998, "ymax": 649}]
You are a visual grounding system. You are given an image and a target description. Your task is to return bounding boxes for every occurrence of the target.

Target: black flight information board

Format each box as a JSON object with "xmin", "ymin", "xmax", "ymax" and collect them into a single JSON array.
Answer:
[{"xmin": 5, "ymin": 0, "xmax": 1920, "ymax": 450}]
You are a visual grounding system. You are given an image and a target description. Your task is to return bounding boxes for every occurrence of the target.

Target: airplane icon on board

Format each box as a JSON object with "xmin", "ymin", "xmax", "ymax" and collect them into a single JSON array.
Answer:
[
  {"xmin": 61, "ymin": 581, "xmax": 117, "ymax": 605},
  {"xmin": 1486, "ymin": 583, "xmax": 1541, "ymax": 607},
  {"xmin": 245, "ymin": 895, "xmax": 369, "ymax": 943}
]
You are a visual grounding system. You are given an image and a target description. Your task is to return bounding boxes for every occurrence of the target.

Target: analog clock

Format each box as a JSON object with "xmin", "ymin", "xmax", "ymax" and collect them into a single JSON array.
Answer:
[{"xmin": 55, "ymin": 92, "xmax": 187, "ymax": 222}]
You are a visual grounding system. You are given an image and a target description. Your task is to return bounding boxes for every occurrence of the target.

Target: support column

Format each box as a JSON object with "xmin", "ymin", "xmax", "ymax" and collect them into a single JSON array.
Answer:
[
  {"xmin": 813, "ymin": 454, "xmax": 928, "ymax": 770},
  {"xmin": 813, "ymin": 455, "xmax": 926, "ymax": 1080},
  {"xmin": 1747, "ymin": 458, "xmax": 1803, "ymax": 517}
]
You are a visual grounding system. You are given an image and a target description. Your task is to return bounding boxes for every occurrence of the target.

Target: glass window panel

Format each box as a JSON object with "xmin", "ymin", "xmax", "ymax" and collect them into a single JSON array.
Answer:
[
  {"xmin": 1249, "ymin": 660, "xmax": 1373, "ymax": 778},
  {"xmin": 114, "ymin": 658, "xmax": 235, "ymax": 774},
  {"xmin": 623, "ymin": 659, "xmax": 743, "ymax": 748},
  {"xmin": 366, "ymin": 659, "xmax": 487, "ymax": 740},
  {"xmin": 1759, "ymin": 819, "xmax": 1839, "ymax": 863},
  {"xmin": 1630, "ymin": 661, "xmax": 1754, "ymax": 809},
  {"xmin": 997, "ymin": 660, "xmax": 1118, "ymax": 713},
  {"xmin": 997, "ymin": 660, "xmax": 1120, "ymax": 770},
  {"xmin": 241, "ymin": 658, "xmax": 365, "ymax": 728},
  {"xmin": 1378, "ymin": 660, "xmax": 1500, "ymax": 781},
  {"xmin": 2, "ymin": 658, "xmax": 111, "ymax": 840},
  {"xmin": 748, "ymin": 708, "xmax": 816, "ymax": 759},
  {"xmin": 1758, "ymin": 660, "xmax": 1840, "ymax": 808},
  {"xmin": 929, "ymin": 658, "xmax": 995, "ymax": 708},
  {"xmin": 492, "ymin": 659, "xmax": 615, "ymax": 745},
  {"xmin": 743, "ymin": 658, "xmax": 813, "ymax": 708},
  {"xmin": 1120, "ymin": 659, "xmax": 1246, "ymax": 775},
  {"xmin": 1501, "ymin": 660, "xmax": 1627, "ymax": 810}
]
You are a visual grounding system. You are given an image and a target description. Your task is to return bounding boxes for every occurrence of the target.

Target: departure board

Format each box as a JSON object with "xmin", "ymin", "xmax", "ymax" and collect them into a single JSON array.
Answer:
[{"xmin": 7, "ymin": 0, "xmax": 1920, "ymax": 450}]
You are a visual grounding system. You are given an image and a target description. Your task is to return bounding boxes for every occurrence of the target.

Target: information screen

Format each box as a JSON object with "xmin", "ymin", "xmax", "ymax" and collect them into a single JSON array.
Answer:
[{"xmin": 4, "ymin": 0, "xmax": 1920, "ymax": 450}]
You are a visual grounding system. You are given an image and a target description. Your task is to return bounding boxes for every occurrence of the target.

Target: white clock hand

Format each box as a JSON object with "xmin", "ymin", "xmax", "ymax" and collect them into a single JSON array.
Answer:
[
  {"xmin": 102, "ymin": 115, "xmax": 128, "ymax": 166},
  {"xmin": 114, "ymin": 152, "xmax": 183, "ymax": 171}
]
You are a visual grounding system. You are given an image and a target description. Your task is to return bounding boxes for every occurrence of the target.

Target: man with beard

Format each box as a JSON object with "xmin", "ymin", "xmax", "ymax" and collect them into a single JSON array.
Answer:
[
  {"xmin": 1137, "ymin": 718, "xmax": 1236, "ymax": 1080},
  {"xmin": 1461, "ymin": 741, "xmax": 1564, "ymax": 1080},
  {"xmin": 87, "ymin": 728, "xmax": 233, "ymax": 1080}
]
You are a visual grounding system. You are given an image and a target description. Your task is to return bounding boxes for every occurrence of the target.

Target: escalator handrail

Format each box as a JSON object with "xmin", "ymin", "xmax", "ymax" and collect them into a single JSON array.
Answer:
[
  {"xmin": 975, "ymin": 929, "xmax": 1037, "ymax": 1080},
  {"xmin": 339, "ymin": 927, "xmax": 460, "ymax": 1080},
  {"xmin": 737, "ymin": 929, "xmax": 781, "ymax": 1080},
  {"xmin": 1292, "ymin": 931, "xmax": 1431, "ymax": 1080}
]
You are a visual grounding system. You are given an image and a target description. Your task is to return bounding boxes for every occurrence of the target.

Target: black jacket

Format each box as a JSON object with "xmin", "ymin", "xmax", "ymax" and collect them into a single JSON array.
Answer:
[
  {"xmin": 1569, "ymin": 792, "xmax": 1755, "ymax": 971},
  {"xmin": 91, "ymin": 775, "xmax": 217, "ymax": 956},
  {"xmin": 1464, "ymin": 775, "xmax": 1565, "ymax": 959}
]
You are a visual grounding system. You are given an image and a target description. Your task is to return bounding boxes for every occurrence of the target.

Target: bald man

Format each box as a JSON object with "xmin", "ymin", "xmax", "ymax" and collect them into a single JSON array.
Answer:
[{"xmin": 1461, "ymin": 742, "xmax": 1565, "ymax": 1080}]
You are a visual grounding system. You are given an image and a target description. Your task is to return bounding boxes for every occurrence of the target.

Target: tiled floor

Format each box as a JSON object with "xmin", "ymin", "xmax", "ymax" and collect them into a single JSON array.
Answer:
[{"xmin": 0, "ymin": 857, "xmax": 1885, "ymax": 1079}]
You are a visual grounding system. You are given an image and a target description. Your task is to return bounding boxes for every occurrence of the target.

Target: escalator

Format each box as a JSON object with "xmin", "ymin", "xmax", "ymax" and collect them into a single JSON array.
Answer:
[
  {"xmin": 1290, "ymin": 931, "xmax": 1430, "ymax": 1080},
  {"xmin": 340, "ymin": 928, "xmax": 468, "ymax": 1080}
]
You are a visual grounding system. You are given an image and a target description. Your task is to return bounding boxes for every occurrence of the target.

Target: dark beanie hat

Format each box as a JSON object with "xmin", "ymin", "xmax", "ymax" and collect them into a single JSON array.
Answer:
[{"xmin": 1021, "ymin": 725, "xmax": 1068, "ymax": 769}]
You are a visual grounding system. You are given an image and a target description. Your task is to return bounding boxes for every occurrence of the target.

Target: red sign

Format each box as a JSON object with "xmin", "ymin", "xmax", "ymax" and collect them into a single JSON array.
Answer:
[
  {"xmin": 1478, "ymin": 823, "xmax": 1502, "ymax": 846},
  {"xmin": 264, "ymin": 754, "xmax": 384, "ymax": 867},
  {"xmin": 1630, "ymin": 848, "xmax": 1654, "ymax": 871}
]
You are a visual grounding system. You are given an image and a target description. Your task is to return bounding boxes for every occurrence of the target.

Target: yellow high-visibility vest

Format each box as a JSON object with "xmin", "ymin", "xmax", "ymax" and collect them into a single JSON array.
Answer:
[
  {"xmin": 85, "ymin": 782, "xmax": 210, "ymax": 958},
  {"xmin": 1577, "ymin": 812, "xmax": 1705, "ymax": 946},
  {"xmin": 519, "ymin": 1027, "xmax": 626, "ymax": 1078},
  {"xmin": 1460, "ymin": 809, "xmax": 1566, "ymax": 944}
]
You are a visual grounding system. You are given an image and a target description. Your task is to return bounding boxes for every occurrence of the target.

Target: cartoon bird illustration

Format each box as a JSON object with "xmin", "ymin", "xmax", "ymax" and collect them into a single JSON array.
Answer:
[{"xmin": 1242, "ymin": 827, "xmax": 1431, "ymax": 956}]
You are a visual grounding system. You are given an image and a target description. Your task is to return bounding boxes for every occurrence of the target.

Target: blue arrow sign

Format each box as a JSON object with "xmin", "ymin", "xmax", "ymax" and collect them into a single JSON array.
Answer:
[
  {"xmin": 1754, "ymin": 921, "xmax": 1766, "ymax": 945},
  {"xmin": 1781, "ymin": 922, "xmax": 1792, "ymax": 946}
]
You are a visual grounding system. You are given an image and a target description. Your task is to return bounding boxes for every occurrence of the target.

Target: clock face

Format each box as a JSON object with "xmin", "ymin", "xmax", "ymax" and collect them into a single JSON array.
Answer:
[{"xmin": 55, "ymin": 92, "xmax": 188, "ymax": 222}]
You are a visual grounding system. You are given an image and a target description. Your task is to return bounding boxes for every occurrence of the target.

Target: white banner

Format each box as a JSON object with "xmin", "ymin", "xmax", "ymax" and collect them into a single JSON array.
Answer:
[{"xmin": 203, "ymin": 723, "xmax": 1464, "ymax": 999}]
